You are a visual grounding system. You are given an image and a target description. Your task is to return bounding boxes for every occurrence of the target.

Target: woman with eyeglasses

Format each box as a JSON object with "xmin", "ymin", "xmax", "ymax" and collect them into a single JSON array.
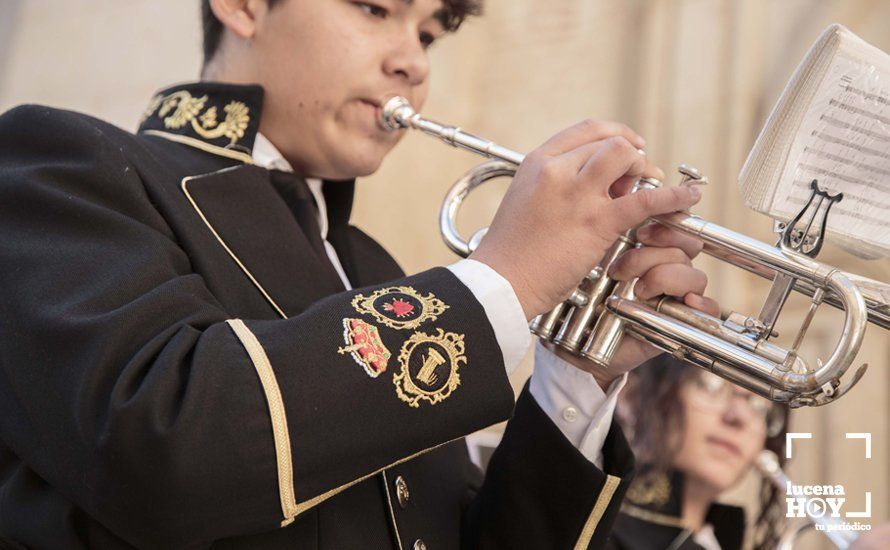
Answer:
[{"xmin": 608, "ymin": 354, "xmax": 788, "ymax": 550}]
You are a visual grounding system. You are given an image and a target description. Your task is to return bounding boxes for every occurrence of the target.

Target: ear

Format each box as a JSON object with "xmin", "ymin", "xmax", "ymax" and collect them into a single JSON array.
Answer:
[{"xmin": 209, "ymin": 0, "xmax": 265, "ymax": 40}]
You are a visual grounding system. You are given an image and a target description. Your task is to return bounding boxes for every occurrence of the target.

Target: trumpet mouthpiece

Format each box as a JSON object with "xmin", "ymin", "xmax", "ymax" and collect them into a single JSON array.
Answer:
[{"xmin": 380, "ymin": 96, "xmax": 415, "ymax": 131}]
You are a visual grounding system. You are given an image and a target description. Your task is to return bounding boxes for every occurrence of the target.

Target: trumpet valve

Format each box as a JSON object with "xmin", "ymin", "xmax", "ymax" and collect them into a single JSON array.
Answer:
[
  {"xmin": 567, "ymin": 288, "xmax": 589, "ymax": 308},
  {"xmin": 677, "ymin": 164, "xmax": 708, "ymax": 187},
  {"xmin": 723, "ymin": 311, "xmax": 773, "ymax": 339},
  {"xmin": 529, "ymin": 303, "xmax": 569, "ymax": 341}
]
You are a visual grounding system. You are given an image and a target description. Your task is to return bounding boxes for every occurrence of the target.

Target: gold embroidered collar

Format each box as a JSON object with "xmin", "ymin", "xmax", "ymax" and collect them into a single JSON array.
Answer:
[{"xmin": 138, "ymin": 82, "xmax": 264, "ymax": 157}]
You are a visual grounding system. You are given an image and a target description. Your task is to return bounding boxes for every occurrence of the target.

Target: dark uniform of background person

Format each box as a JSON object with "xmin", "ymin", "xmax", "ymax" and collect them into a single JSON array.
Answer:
[
  {"xmin": 608, "ymin": 471, "xmax": 746, "ymax": 550},
  {"xmin": 0, "ymin": 0, "xmax": 711, "ymax": 548}
]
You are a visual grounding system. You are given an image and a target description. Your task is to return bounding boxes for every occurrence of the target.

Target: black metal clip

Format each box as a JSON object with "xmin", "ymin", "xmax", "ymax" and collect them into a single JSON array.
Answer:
[{"xmin": 780, "ymin": 179, "xmax": 843, "ymax": 258}]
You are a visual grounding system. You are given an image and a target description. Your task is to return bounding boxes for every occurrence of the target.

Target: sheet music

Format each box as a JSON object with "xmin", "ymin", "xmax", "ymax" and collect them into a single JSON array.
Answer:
[{"xmin": 774, "ymin": 50, "xmax": 890, "ymax": 254}]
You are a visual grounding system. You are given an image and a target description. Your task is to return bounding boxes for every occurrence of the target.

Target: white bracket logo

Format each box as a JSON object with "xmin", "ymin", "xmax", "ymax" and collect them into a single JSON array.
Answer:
[{"xmin": 783, "ymin": 432, "xmax": 872, "ymax": 519}]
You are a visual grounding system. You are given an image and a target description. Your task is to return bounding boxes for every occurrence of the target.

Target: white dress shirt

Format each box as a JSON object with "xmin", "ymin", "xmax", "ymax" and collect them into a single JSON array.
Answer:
[
  {"xmin": 252, "ymin": 133, "xmax": 625, "ymax": 469},
  {"xmin": 693, "ymin": 524, "xmax": 722, "ymax": 550}
]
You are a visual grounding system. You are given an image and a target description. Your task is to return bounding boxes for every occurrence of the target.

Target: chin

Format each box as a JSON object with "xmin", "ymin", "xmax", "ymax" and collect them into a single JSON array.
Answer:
[
  {"xmin": 318, "ymin": 129, "xmax": 399, "ymax": 178},
  {"xmin": 313, "ymin": 150, "xmax": 383, "ymax": 179},
  {"xmin": 340, "ymin": 146, "xmax": 390, "ymax": 178},
  {"xmin": 694, "ymin": 463, "xmax": 743, "ymax": 493},
  {"xmin": 342, "ymin": 156, "xmax": 384, "ymax": 178}
]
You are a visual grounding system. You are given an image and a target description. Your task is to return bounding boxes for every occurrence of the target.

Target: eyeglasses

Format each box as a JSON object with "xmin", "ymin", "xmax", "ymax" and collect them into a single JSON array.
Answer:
[{"xmin": 686, "ymin": 371, "xmax": 781, "ymax": 429}]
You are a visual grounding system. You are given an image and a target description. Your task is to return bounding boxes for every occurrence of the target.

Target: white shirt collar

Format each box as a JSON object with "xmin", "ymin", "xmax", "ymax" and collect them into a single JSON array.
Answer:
[
  {"xmin": 252, "ymin": 132, "xmax": 329, "ymax": 240},
  {"xmin": 692, "ymin": 523, "xmax": 722, "ymax": 550}
]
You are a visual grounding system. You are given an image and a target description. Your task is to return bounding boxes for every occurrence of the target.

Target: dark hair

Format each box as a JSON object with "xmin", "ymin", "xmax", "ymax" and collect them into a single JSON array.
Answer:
[
  {"xmin": 201, "ymin": 0, "xmax": 484, "ymax": 67},
  {"xmin": 618, "ymin": 355, "xmax": 789, "ymax": 550}
]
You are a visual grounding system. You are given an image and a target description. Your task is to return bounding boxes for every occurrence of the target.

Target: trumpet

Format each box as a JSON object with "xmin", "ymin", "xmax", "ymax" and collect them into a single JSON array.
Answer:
[
  {"xmin": 756, "ymin": 450, "xmax": 858, "ymax": 549},
  {"xmin": 380, "ymin": 97, "xmax": 890, "ymax": 407}
]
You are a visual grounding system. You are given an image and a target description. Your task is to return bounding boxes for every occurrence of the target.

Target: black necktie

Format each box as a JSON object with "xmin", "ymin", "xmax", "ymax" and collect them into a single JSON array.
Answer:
[{"xmin": 267, "ymin": 169, "xmax": 342, "ymax": 282}]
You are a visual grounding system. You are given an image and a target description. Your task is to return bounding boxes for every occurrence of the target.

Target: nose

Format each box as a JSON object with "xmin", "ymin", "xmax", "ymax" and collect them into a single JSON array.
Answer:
[
  {"xmin": 721, "ymin": 395, "xmax": 752, "ymax": 428},
  {"xmin": 382, "ymin": 29, "xmax": 430, "ymax": 87}
]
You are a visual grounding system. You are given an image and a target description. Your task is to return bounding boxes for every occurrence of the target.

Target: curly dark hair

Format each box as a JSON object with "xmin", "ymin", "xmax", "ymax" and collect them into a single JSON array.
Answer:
[
  {"xmin": 618, "ymin": 355, "xmax": 789, "ymax": 550},
  {"xmin": 201, "ymin": 0, "xmax": 484, "ymax": 67}
]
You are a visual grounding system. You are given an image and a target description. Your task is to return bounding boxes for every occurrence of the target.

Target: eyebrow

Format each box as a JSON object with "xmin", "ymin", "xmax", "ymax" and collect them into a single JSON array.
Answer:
[{"xmin": 397, "ymin": 0, "xmax": 450, "ymax": 31}]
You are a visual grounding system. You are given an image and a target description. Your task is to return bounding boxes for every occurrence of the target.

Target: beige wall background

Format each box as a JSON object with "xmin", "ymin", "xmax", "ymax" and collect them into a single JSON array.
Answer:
[{"xmin": 1, "ymin": 0, "xmax": 887, "ymax": 545}]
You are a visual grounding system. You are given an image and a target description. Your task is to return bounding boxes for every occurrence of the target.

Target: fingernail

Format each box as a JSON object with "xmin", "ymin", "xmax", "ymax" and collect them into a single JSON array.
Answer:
[
  {"xmin": 637, "ymin": 136, "xmax": 647, "ymax": 148},
  {"xmin": 637, "ymin": 148, "xmax": 647, "ymax": 157},
  {"xmin": 634, "ymin": 281, "xmax": 647, "ymax": 297},
  {"xmin": 685, "ymin": 293, "xmax": 702, "ymax": 308},
  {"xmin": 688, "ymin": 186, "xmax": 701, "ymax": 200}
]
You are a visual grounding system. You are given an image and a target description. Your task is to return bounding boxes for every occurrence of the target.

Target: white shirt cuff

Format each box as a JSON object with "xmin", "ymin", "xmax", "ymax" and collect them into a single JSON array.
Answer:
[
  {"xmin": 529, "ymin": 341, "xmax": 627, "ymax": 469},
  {"xmin": 446, "ymin": 259, "xmax": 531, "ymax": 376}
]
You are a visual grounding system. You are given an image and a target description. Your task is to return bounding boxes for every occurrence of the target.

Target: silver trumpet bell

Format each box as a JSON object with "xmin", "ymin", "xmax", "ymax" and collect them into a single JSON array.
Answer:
[{"xmin": 381, "ymin": 96, "xmax": 890, "ymax": 408}]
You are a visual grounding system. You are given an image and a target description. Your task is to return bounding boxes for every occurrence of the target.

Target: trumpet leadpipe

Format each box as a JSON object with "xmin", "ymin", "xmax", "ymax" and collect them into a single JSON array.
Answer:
[{"xmin": 382, "ymin": 96, "xmax": 525, "ymax": 165}]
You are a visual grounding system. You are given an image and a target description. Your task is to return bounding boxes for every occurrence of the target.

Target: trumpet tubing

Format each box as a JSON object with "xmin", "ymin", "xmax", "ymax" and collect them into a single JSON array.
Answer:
[{"xmin": 381, "ymin": 96, "xmax": 890, "ymax": 408}]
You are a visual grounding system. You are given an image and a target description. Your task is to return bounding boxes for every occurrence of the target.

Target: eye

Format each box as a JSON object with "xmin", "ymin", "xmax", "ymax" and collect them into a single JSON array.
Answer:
[
  {"xmin": 746, "ymin": 396, "xmax": 773, "ymax": 418},
  {"xmin": 696, "ymin": 372, "xmax": 725, "ymax": 395},
  {"xmin": 419, "ymin": 31, "xmax": 437, "ymax": 49},
  {"xmin": 356, "ymin": 2, "xmax": 388, "ymax": 19}
]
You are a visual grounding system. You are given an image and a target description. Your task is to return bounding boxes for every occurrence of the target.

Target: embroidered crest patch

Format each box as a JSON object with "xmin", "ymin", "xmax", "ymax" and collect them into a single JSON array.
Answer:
[
  {"xmin": 394, "ymin": 329, "xmax": 466, "ymax": 407},
  {"xmin": 338, "ymin": 318, "xmax": 392, "ymax": 378},
  {"xmin": 141, "ymin": 90, "xmax": 251, "ymax": 146},
  {"xmin": 351, "ymin": 286, "xmax": 448, "ymax": 330}
]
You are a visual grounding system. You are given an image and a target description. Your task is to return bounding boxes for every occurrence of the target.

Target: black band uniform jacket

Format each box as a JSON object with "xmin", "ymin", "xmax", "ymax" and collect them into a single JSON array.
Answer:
[
  {"xmin": 0, "ymin": 82, "xmax": 635, "ymax": 549},
  {"xmin": 607, "ymin": 471, "xmax": 745, "ymax": 550}
]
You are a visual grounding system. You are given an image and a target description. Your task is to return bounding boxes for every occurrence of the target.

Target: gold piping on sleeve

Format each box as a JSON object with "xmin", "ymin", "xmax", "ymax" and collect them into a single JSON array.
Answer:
[
  {"xmin": 574, "ymin": 474, "xmax": 621, "ymax": 550},
  {"xmin": 381, "ymin": 471, "xmax": 405, "ymax": 550},
  {"xmin": 226, "ymin": 319, "xmax": 298, "ymax": 524},
  {"xmin": 292, "ymin": 436, "xmax": 460, "ymax": 516},
  {"xmin": 143, "ymin": 130, "xmax": 255, "ymax": 164},
  {"xmin": 182, "ymin": 174, "xmax": 288, "ymax": 318}
]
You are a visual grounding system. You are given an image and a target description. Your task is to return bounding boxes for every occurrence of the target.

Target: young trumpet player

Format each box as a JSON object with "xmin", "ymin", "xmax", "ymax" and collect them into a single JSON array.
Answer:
[{"xmin": 0, "ymin": 1, "xmax": 716, "ymax": 548}]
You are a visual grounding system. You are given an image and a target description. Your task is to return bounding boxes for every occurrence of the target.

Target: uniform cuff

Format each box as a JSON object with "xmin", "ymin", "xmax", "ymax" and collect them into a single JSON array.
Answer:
[
  {"xmin": 446, "ymin": 259, "xmax": 531, "ymax": 376},
  {"xmin": 529, "ymin": 341, "xmax": 627, "ymax": 468}
]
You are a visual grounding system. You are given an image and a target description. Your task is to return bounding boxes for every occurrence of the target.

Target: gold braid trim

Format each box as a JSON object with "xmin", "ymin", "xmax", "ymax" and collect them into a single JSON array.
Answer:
[
  {"xmin": 225, "ymin": 319, "xmax": 298, "ymax": 525},
  {"xmin": 381, "ymin": 471, "xmax": 405, "ymax": 550},
  {"xmin": 574, "ymin": 475, "xmax": 622, "ymax": 550},
  {"xmin": 181, "ymin": 171, "xmax": 286, "ymax": 319},
  {"xmin": 146, "ymin": 131, "xmax": 254, "ymax": 164}
]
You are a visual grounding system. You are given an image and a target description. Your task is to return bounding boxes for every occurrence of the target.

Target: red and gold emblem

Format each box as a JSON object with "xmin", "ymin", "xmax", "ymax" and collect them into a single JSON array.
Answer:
[
  {"xmin": 338, "ymin": 318, "xmax": 392, "ymax": 378},
  {"xmin": 394, "ymin": 329, "xmax": 466, "ymax": 407},
  {"xmin": 351, "ymin": 286, "xmax": 448, "ymax": 330},
  {"xmin": 383, "ymin": 297, "xmax": 415, "ymax": 318}
]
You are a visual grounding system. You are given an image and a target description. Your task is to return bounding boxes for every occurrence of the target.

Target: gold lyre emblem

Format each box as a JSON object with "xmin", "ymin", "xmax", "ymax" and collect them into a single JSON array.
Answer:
[
  {"xmin": 416, "ymin": 348, "xmax": 446, "ymax": 386},
  {"xmin": 395, "ymin": 329, "xmax": 466, "ymax": 407}
]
